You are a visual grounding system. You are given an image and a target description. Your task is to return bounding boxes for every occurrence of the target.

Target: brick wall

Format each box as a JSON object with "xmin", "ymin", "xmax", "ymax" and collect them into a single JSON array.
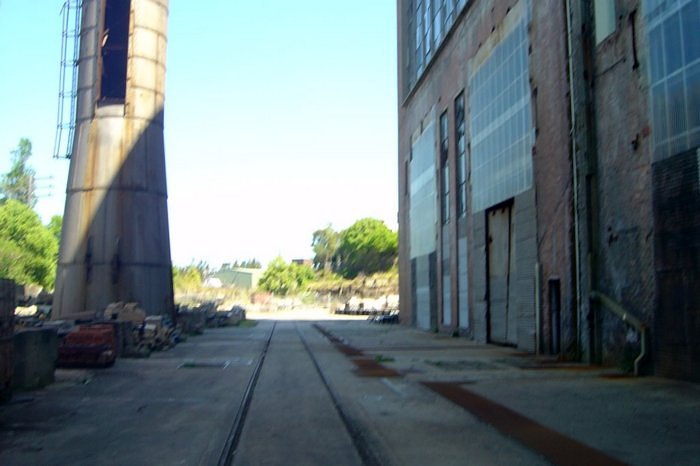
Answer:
[
  {"xmin": 529, "ymin": 0, "xmax": 576, "ymax": 356},
  {"xmin": 591, "ymin": 0, "xmax": 656, "ymax": 368},
  {"xmin": 399, "ymin": 0, "xmax": 573, "ymax": 353}
]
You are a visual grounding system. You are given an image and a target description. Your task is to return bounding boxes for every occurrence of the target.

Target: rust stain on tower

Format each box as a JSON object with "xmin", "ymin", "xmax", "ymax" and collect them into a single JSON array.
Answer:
[{"xmin": 54, "ymin": 0, "xmax": 173, "ymax": 319}]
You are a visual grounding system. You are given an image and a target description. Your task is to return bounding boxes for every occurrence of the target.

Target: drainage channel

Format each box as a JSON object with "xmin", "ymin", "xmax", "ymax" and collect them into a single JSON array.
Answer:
[
  {"xmin": 217, "ymin": 322, "xmax": 277, "ymax": 466},
  {"xmin": 296, "ymin": 323, "xmax": 384, "ymax": 466}
]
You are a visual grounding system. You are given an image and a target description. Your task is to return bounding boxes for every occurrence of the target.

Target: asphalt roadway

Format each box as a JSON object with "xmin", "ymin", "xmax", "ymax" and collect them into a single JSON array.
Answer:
[{"xmin": 1, "ymin": 314, "xmax": 699, "ymax": 466}]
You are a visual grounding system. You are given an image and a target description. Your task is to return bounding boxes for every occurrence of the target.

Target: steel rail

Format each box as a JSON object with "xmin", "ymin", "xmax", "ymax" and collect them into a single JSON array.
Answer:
[
  {"xmin": 217, "ymin": 321, "xmax": 277, "ymax": 466},
  {"xmin": 295, "ymin": 323, "xmax": 384, "ymax": 466}
]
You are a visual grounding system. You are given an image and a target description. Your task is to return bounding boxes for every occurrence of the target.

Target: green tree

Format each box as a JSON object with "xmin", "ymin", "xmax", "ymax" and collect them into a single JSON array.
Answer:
[
  {"xmin": 337, "ymin": 218, "xmax": 398, "ymax": 278},
  {"xmin": 259, "ymin": 257, "xmax": 315, "ymax": 295},
  {"xmin": 241, "ymin": 258, "xmax": 262, "ymax": 269},
  {"xmin": 194, "ymin": 260, "xmax": 209, "ymax": 278},
  {"xmin": 172, "ymin": 265, "xmax": 202, "ymax": 292},
  {"xmin": 0, "ymin": 200, "xmax": 58, "ymax": 289},
  {"xmin": 311, "ymin": 225, "xmax": 339, "ymax": 272},
  {"xmin": 0, "ymin": 239, "xmax": 32, "ymax": 286},
  {"xmin": 48, "ymin": 215, "xmax": 62, "ymax": 244},
  {"xmin": 224, "ymin": 259, "xmax": 262, "ymax": 270},
  {"xmin": 1, "ymin": 138, "xmax": 36, "ymax": 207}
]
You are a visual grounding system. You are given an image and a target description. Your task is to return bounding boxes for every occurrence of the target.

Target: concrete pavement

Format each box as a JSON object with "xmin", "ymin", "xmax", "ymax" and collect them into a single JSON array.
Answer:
[
  {"xmin": 1, "ymin": 315, "xmax": 698, "ymax": 465},
  {"xmin": 0, "ymin": 324, "xmax": 269, "ymax": 465},
  {"xmin": 313, "ymin": 320, "xmax": 700, "ymax": 466}
]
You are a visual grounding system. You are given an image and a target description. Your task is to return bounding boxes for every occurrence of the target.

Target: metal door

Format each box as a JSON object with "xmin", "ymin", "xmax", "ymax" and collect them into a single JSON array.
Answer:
[{"xmin": 487, "ymin": 204, "xmax": 516, "ymax": 345}]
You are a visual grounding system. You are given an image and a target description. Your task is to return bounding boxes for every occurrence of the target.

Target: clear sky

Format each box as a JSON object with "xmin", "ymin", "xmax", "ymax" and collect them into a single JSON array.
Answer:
[{"xmin": 0, "ymin": 0, "xmax": 398, "ymax": 268}]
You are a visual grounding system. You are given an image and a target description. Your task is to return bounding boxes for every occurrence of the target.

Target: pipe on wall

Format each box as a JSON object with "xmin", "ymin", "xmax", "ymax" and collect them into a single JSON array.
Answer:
[
  {"xmin": 565, "ymin": 0, "xmax": 584, "ymax": 360},
  {"xmin": 534, "ymin": 262, "xmax": 542, "ymax": 355},
  {"xmin": 590, "ymin": 290, "xmax": 649, "ymax": 376}
]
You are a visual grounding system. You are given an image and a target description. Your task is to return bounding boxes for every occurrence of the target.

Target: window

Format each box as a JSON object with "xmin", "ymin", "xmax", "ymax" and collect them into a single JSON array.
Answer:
[
  {"xmin": 445, "ymin": 0, "xmax": 455, "ymax": 27},
  {"xmin": 440, "ymin": 111, "xmax": 450, "ymax": 224},
  {"xmin": 455, "ymin": 92, "xmax": 467, "ymax": 216},
  {"xmin": 416, "ymin": 1, "xmax": 424, "ymax": 74},
  {"xmin": 469, "ymin": 14, "xmax": 533, "ymax": 212},
  {"xmin": 99, "ymin": 0, "xmax": 131, "ymax": 104},
  {"xmin": 409, "ymin": 0, "xmax": 469, "ymax": 85},
  {"xmin": 594, "ymin": 0, "xmax": 616, "ymax": 44},
  {"xmin": 406, "ymin": 1, "xmax": 414, "ymax": 85},
  {"xmin": 434, "ymin": 0, "xmax": 443, "ymax": 45},
  {"xmin": 424, "ymin": 0, "xmax": 432, "ymax": 57},
  {"xmin": 644, "ymin": 0, "xmax": 700, "ymax": 160},
  {"xmin": 409, "ymin": 121, "xmax": 438, "ymax": 259}
]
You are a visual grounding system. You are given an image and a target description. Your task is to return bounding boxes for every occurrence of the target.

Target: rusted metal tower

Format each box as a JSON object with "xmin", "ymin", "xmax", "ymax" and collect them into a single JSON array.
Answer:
[{"xmin": 54, "ymin": 0, "xmax": 173, "ymax": 319}]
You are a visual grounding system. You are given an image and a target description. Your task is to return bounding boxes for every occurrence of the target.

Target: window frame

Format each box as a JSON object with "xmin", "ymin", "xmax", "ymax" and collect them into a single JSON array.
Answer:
[
  {"xmin": 440, "ymin": 110, "xmax": 450, "ymax": 225},
  {"xmin": 97, "ymin": 0, "xmax": 131, "ymax": 106},
  {"xmin": 454, "ymin": 92, "xmax": 467, "ymax": 217}
]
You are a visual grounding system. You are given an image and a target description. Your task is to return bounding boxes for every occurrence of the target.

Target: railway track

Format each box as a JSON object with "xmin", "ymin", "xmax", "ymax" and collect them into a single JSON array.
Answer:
[
  {"xmin": 216, "ymin": 321, "xmax": 382, "ymax": 466},
  {"xmin": 217, "ymin": 322, "xmax": 277, "ymax": 466}
]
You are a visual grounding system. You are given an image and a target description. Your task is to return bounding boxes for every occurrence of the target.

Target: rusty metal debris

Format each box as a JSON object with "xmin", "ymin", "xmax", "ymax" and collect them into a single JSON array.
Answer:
[{"xmin": 57, "ymin": 324, "xmax": 116, "ymax": 368}]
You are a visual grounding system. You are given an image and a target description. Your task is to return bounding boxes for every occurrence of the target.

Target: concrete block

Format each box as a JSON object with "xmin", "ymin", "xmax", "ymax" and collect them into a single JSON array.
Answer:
[{"xmin": 13, "ymin": 328, "xmax": 58, "ymax": 390}]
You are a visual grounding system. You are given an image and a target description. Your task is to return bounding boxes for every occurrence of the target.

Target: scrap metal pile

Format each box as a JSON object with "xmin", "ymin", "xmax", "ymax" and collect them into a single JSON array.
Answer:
[
  {"xmin": 177, "ymin": 302, "xmax": 245, "ymax": 331},
  {"xmin": 11, "ymin": 296, "xmax": 247, "ymax": 369},
  {"xmin": 57, "ymin": 324, "xmax": 117, "ymax": 367},
  {"xmin": 335, "ymin": 295, "xmax": 400, "ymax": 317},
  {"xmin": 55, "ymin": 302, "xmax": 180, "ymax": 367}
]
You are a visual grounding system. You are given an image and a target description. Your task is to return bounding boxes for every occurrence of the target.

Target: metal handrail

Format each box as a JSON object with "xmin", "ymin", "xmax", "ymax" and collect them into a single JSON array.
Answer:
[{"xmin": 590, "ymin": 290, "xmax": 649, "ymax": 376}]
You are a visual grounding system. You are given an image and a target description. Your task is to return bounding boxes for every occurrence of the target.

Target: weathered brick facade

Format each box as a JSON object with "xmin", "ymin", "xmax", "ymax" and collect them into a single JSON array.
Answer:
[
  {"xmin": 398, "ymin": 0, "xmax": 574, "ymax": 354},
  {"xmin": 398, "ymin": 0, "xmax": 700, "ymax": 381},
  {"xmin": 586, "ymin": 0, "xmax": 656, "ymax": 369}
]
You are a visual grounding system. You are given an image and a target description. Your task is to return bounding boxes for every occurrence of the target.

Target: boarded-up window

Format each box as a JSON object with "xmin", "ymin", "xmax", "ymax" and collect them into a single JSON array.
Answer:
[
  {"xmin": 409, "ymin": 120, "xmax": 437, "ymax": 259},
  {"xmin": 469, "ymin": 13, "xmax": 533, "ymax": 212},
  {"xmin": 99, "ymin": 0, "xmax": 131, "ymax": 104}
]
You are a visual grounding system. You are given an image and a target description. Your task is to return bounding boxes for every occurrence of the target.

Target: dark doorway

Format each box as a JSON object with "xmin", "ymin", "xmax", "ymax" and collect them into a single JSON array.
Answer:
[{"xmin": 548, "ymin": 278, "xmax": 561, "ymax": 355}]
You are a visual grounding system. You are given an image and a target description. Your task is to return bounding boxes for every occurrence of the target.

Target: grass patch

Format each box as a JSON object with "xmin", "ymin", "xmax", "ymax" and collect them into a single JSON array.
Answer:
[
  {"xmin": 374, "ymin": 354, "xmax": 395, "ymax": 363},
  {"xmin": 237, "ymin": 319, "xmax": 258, "ymax": 328}
]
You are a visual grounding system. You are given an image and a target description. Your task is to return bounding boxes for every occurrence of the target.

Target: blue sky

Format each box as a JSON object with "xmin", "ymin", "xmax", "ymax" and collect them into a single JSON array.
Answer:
[{"xmin": 0, "ymin": 0, "xmax": 398, "ymax": 268}]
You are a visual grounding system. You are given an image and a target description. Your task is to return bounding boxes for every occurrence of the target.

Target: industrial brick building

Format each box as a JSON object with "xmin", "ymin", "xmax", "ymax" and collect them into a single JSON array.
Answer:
[{"xmin": 397, "ymin": 0, "xmax": 699, "ymax": 381}]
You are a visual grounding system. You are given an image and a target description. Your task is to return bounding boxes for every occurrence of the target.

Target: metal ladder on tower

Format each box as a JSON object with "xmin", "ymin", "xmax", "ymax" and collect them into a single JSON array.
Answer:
[{"xmin": 53, "ymin": 0, "xmax": 82, "ymax": 159}]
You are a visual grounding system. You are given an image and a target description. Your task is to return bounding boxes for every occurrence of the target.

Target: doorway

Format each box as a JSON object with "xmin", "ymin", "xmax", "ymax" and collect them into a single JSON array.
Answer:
[{"xmin": 487, "ymin": 203, "xmax": 516, "ymax": 345}]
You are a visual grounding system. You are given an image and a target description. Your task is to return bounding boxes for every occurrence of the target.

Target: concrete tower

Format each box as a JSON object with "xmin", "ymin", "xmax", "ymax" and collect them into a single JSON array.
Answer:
[{"xmin": 54, "ymin": 0, "xmax": 173, "ymax": 319}]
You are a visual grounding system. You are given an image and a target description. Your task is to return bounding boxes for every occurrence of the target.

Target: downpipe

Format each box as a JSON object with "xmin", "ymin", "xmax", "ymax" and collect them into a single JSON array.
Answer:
[
  {"xmin": 590, "ymin": 291, "xmax": 649, "ymax": 376},
  {"xmin": 565, "ymin": 0, "xmax": 584, "ymax": 360}
]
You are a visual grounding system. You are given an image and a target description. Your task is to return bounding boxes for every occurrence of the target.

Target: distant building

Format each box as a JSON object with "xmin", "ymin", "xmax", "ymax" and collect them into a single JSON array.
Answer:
[
  {"xmin": 397, "ymin": 0, "xmax": 700, "ymax": 381},
  {"xmin": 203, "ymin": 277, "xmax": 223, "ymax": 288},
  {"xmin": 291, "ymin": 259, "xmax": 313, "ymax": 268},
  {"xmin": 213, "ymin": 268, "xmax": 264, "ymax": 290}
]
